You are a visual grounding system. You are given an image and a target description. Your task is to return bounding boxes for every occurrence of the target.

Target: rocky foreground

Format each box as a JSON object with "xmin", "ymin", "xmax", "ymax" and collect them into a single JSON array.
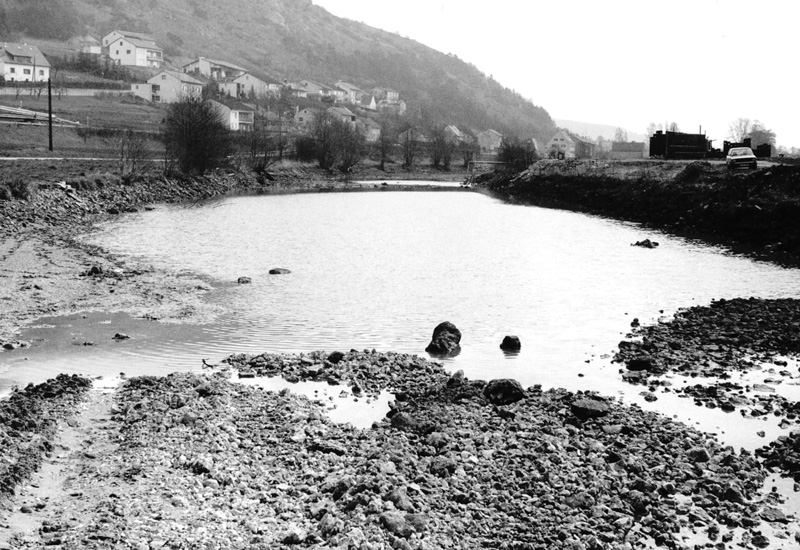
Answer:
[
  {"xmin": 613, "ymin": 297, "xmax": 800, "ymax": 486},
  {"xmin": 2, "ymin": 350, "xmax": 798, "ymax": 549}
]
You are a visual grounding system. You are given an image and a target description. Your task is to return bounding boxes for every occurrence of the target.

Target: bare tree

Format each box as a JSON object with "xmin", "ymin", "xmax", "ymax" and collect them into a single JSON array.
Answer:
[
  {"xmin": 399, "ymin": 124, "xmax": 418, "ymax": 169},
  {"xmin": 646, "ymin": 122, "xmax": 661, "ymax": 137},
  {"xmin": 116, "ymin": 130, "xmax": 149, "ymax": 178},
  {"xmin": 728, "ymin": 118, "xmax": 751, "ymax": 142},
  {"xmin": 429, "ymin": 125, "xmax": 454, "ymax": 169},
  {"xmin": 749, "ymin": 120, "xmax": 776, "ymax": 147},
  {"xmin": 667, "ymin": 122, "xmax": 680, "ymax": 132},
  {"xmin": 374, "ymin": 119, "xmax": 397, "ymax": 171},
  {"xmin": 613, "ymin": 127, "xmax": 628, "ymax": 142}
]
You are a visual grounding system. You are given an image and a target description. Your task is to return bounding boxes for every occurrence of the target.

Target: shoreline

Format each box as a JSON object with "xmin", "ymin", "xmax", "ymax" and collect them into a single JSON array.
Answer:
[
  {"xmin": 0, "ymin": 161, "xmax": 470, "ymax": 344},
  {"xmin": 2, "ymin": 160, "xmax": 800, "ymax": 546}
]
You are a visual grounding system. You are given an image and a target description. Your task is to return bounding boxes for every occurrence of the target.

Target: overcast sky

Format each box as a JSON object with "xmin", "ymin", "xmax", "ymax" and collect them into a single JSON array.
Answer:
[{"xmin": 314, "ymin": 0, "xmax": 799, "ymax": 149}]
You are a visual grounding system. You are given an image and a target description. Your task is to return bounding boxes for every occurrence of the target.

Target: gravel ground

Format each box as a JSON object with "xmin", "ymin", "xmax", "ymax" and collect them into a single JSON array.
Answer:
[{"xmin": 2, "ymin": 354, "xmax": 798, "ymax": 549}]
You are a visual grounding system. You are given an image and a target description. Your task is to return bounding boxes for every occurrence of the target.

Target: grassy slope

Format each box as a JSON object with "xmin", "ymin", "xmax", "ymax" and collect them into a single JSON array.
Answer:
[{"xmin": 0, "ymin": 96, "xmax": 166, "ymax": 156}]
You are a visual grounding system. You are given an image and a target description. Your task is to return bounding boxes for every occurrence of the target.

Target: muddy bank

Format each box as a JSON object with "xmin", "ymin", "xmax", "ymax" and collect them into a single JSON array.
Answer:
[
  {"xmin": 0, "ymin": 374, "xmax": 91, "ymax": 506},
  {"xmin": 3, "ymin": 355, "xmax": 797, "ymax": 549},
  {"xmin": 482, "ymin": 160, "xmax": 800, "ymax": 266}
]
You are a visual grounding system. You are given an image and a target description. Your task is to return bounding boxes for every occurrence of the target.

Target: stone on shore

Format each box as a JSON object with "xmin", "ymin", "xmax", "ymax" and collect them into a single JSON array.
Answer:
[
  {"xmin": 269, "ymin": 268, "xmax": 291, "ymax": 275},
  {"xmin": 424, "ymin": 321, "xmax": 461, "ymax": 357},
  {"xmin": 236, "ymin": 276, "xmax": 252, "ymax": 284},
  {"xmin": 570, "ymin": 396, "xmax": 611, "ymax": 419},
  {"xmin": 483, "ymin": 378, "xmax": 526, "ymax": 405}
]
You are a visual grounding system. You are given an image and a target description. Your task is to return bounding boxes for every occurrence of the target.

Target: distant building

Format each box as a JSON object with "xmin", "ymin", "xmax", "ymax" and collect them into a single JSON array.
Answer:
[
  {"xmin": 130, "ymin": 70, "xmax": 203, "ymax": 103},
  {"xmin": 298, "ymin": 79, "xmax": 336, "ymax": 99},
  {"xmin": 371, "ymin": 87, "xmax": 400, "ymax": 104},
  {"xmin": 610, "ymin": 141, "xmax": 646, "ymax": 160},
  {"xmin": 546, "ymin": 129, "xmax": 595, "ymax": 159},
  {"xmin": 182, "ymin": 57, "xmax": 247, "ymax": 80},
  {"xmin": 360, "ymin": 95, "xmax": 377, "ymax": 111},
  {"xmin": 0, "ymin": 43, "xmax": 50, "ymax": 82},
  {"xmin": 357, "ymin": 117, "xmax": 382, "ymax": 142},
  {"xmin": 649, "ymin": 131, "xmax": 710, "ymax": 159},
  {"xmin": 218, "ymin": 73, "xmax": 280, "ymax": 99},
  {"xmin": 102, "ymin": 30, "xmax": 163, "ymax": 68},
  {"xmin": 327, "ymin": 106, "xmax": 357, "ymax": 128},
  {"xmin": 211, "ymin": 98, "xmax": 255, "ymax": 131},
  {"xmin": 294, "ymin": 107, "xmax": 317, "ymax": 129},
  {"xmin": 335, "ymin": 81, "xmax": 365, "ymax": 105},
  {"xmin": 477, "ymin": 129, "xmax": 504, "ymax": 152},
  {"xmin": 444, "ymin": 125, "xmax": 466, "ymax": 144}
]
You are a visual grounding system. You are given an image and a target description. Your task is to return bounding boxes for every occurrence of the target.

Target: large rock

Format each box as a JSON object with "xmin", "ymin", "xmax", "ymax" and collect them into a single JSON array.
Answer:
[
  {"xmin": 499, "ymin": 335, "xmax": 521, "ymax": 351},
  {"xmin": 571, "ymin": 397, "xmax": 611, "ymax": 419},
  {"xmin": 425, "ymin": 321, "xmax": 462, "ymax": 357},
  {"xmin": 269, "ymin": 268, "xmax": 291, "ymax": 275},
  {"xmin": 483, "ymin": 379, "xmax": 526, "ymax": 406}
]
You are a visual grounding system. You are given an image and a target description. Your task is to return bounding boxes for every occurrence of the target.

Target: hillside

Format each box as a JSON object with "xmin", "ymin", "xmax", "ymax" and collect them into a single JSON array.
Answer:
[
  {"xmin": 554, "ymin": 119, "xmax": 646, "ymax": 143},
  {"xmin": 0, "ymin": 0, "xmax": 556, "ymax": 141}
]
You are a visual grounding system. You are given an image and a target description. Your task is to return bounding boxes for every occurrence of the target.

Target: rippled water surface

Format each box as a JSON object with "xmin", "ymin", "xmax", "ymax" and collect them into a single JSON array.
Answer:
[{"xmin": 4, "ymin": 189, "xmax": 800, "ymax": 446}]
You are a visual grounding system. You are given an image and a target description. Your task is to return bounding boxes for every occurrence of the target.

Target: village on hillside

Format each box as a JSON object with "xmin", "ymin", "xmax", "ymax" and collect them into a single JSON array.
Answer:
[{"xmin": 1, "ymin": 33, "xmax": 778, "ymax": 163}]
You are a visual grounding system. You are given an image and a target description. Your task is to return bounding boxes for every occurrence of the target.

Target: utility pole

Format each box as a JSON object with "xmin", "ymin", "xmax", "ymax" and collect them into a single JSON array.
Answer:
[{"xmin": 48, "ymin": 78, "xmax": 53, "ymax": 151}]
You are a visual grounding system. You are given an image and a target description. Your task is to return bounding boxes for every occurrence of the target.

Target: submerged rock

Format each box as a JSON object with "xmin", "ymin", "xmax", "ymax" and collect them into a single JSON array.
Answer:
[
  {"xmin": 499, "ymin": 335, "xmax": 521, "ymax": 351},
  {"xmin": 425, "ymin": 321, "xmax": 461, "ymax": 357},
  {"xmin": 632, "ymin": 239, "xmax": 659, "ymax": 248}
]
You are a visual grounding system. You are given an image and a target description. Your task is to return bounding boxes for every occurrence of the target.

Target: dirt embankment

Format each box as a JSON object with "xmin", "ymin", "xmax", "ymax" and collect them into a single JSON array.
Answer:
[{"xmin": 481, "ymin": 160, "xmax": 800, "ymax": 266}]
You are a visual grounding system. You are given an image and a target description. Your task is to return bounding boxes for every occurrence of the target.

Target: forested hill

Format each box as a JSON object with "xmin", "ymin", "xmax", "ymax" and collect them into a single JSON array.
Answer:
[{"xmin": 0, "ymin": 0, "xmax": 555, "ymax": 140}]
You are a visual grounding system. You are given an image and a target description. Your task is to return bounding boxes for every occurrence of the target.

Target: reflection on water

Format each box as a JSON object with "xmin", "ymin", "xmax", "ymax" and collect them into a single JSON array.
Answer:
[{"xmin": 3, "ymin": 190, "xmax": 800, "ymax": 449}]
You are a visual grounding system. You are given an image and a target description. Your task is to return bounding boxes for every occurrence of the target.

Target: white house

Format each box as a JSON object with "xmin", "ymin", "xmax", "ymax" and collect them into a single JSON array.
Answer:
[
  {"xmin": 335, "ymin": 81, "xmax": 365, "ymax": 105},
  {"xmin": 211, "ymin": 98, "xmax": 255, "ymax": 131},
  {"xmin": 0, "ymin": 43, "xmax": 50, "ymax": 82},
  {"xmin": 218, "ymin": 73, "xmax": 280, "ymax": 99},
  {"xmin": 102, "ymin": 30, "xmax": 163, "ymax": 68},
  {"xmin": 130, "ymin": 70, "xmax": 203, "ymax": 103},
  {"xmin": 182, "ymin": 57, "xmax": 247, "ymax": 80}
]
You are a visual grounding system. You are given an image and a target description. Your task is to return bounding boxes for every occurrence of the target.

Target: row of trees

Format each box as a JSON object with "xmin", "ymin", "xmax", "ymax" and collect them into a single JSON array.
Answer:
[{"xmin": 155, "ymin": 95, "xmax": 545, "ymax": 177}]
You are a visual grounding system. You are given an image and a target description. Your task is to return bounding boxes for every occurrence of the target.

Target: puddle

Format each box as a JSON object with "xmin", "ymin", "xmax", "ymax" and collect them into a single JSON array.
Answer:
[{"xmin": 230, "ymin": 372, "xmax": 392, "ymax": 429}]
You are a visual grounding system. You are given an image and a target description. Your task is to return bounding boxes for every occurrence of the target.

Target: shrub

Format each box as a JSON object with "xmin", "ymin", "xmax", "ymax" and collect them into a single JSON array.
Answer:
[
  {"xmin": 162, "ymin": 95, "xmax": 234, "ymax": 175},
  {"xmin": 2, "ymin": 179, "xmax": 35, "ymax": 200}
]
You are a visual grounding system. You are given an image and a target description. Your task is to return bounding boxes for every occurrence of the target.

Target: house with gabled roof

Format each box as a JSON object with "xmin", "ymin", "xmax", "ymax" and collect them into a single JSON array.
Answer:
[
  {"xmin": 371, "ymin": 87, "xmax": 400, "ymax": 104},
  {"xmin": 182, "ymin": 57, "xmax": 247, "ymax": 80},
  {"xmin": 210, "ymin": 98, "xmax": 255, "ymax": 131},
  {"xmin": 335, "ymin": 81, "xmax": 365, "ymax": 105},
  {"xmin": 294, "ymin": 107, "xmax": 317, "ymax": 129},
  {"xmin": 130, "ymin": 70, "xmax": 203, "ymax": 103},
  {"xmin": 282, "ymin": 80, "xmax": 308, "ymax": 99},
  {"xmin": 0, "ymin": 43, "xmax": 50, "ymax": 82},
  {"xmin": 444, "ymin": 125, "xmax": 466, "ymax": 144},
  {"xmin": 477, "ymin": 129, "xmax": 504, "ymax": 152},
  {"xmin": 357, "ymin": 117, "xmax": 382, "ymax": 142},
  {"xmin": 610, "ymin": 141, "xmax": 646, "ymax": 160},
  {"xmin": 298, "ymin": 79, "xmax": 336, "ymax": 99},
  {"xmin": 218, "ymin": 73, "xmax": 280, "ymax": 99},
  {"xmin": 327, "ymin": 106, "xmax": 357, "ymax": 128},
  {"xmin": 546, "ymin": 129, "xmax": 596, "ymax": 159},
  {"xmin": 360, "ymin": 95, "xmax": 377, "ymax": 111},
  {"xmin": 102, "ymin": 30, "xmax": 162, "ymax": 68}
]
